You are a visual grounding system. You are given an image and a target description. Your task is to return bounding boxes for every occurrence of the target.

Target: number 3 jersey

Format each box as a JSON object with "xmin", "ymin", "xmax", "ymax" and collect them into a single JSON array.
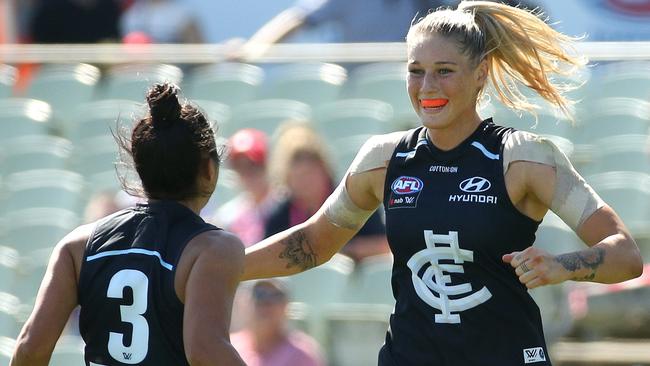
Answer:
[
  {"xmin": 78, "ymin": 200, "xmax": 220, "ymax": 366},
  {"xmin": 380, "ymin": 120, "xmax": 550, "ymax": 366}
]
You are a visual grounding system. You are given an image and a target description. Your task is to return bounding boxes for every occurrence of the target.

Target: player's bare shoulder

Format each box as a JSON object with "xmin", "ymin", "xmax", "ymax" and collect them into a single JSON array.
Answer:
[
  {"xmin": 191, "ymin": 230, "xmax": 245, "ymax": 265},
  {"xmin": 56, "ymin": 223, "xmax": 96, "ymax": 280},
  {"xmin": 349, "ymin": 131, "xmax": 405, "ymax": 176}
]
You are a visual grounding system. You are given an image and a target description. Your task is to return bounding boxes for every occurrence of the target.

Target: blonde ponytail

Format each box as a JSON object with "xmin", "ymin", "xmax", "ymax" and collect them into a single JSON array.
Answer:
[{"xmin": 408, "ymin": 0, "xmax": 586, "ymax": 121}]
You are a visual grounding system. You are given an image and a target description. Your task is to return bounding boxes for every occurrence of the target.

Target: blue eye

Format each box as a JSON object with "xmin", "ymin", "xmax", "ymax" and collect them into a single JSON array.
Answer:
[{"xmin": 438, "ymin": 68, "xmax": 452, "ymax": 75}]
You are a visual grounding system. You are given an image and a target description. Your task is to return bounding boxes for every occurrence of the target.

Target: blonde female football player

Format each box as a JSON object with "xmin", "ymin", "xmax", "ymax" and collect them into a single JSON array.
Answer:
[{"xmin": 242, "ymin": 2, "xmax": 643, "ymax": 365}]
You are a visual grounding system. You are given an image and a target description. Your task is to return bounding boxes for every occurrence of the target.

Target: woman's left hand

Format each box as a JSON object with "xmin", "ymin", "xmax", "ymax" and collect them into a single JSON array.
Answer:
[{"xmin": 502, "ymin": 247, "xmax": 570, "ymax": 289}]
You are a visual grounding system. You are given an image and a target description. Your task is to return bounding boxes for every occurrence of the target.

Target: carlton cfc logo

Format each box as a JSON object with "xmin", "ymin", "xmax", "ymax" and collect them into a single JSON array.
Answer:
[{"xmin": 391, "ymin": 176, "xmax": 424, "ymax": 195}]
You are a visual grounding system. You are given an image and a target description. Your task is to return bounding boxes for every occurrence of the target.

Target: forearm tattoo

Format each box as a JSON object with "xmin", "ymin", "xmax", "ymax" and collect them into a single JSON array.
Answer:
[
  {"xmin": 555, "ymin": 247, "xmax": 606, "ymax": 281},
  {"xmin": 278, "ymin": 230, "xmax": 317, "ymax": 271}
]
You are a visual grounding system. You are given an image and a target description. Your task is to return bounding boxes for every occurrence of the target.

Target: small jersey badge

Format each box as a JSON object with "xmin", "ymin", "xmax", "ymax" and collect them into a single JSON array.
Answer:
[
  {"xmin": 523, "ymin": 347, "xmax": 547, "ymax": 364},
  {"xmin": 388, "ymin": 176, "xmax": 423, "ymax": 209}
]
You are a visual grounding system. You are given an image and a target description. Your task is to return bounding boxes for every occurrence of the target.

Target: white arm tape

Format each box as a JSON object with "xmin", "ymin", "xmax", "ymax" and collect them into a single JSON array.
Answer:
[
  {"xmin": 348, "ymin": 131, "xmax": 403, "ymax": 175},
  {"xmin": 322, "ymin": 132, "xmax": 402, "ymax": 229},
  {"xmin": 322, "ymin": 179, "xmax": 375, "ymax": 230},
  {"xmin": 503, "ymin": 131, "xmax": 605, "ymax": 231}
]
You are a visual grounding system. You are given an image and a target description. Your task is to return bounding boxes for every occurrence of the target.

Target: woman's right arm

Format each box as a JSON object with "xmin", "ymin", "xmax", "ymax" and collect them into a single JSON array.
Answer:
[{"xmin": 243, "ymin": 167, "xmax": 385, "ymax": 281}]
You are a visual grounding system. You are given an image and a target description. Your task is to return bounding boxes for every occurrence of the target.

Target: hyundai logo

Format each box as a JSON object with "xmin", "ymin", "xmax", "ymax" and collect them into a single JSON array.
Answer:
[{"xmin": 459, "ymin": 177, "xmax": 491, "ymax": 193}]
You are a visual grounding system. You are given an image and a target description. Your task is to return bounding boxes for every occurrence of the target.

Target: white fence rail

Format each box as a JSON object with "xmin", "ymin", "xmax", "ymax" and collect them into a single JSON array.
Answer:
[{"xmin": 1, "ymin": 42, "xmax": 650, "ymax": 64}]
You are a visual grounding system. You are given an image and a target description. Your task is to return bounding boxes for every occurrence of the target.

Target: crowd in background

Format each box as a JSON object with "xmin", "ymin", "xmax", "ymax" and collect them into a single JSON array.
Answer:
[{"xmin": 5, "ymin": 0, "xmax": 650, "ymax": 46}]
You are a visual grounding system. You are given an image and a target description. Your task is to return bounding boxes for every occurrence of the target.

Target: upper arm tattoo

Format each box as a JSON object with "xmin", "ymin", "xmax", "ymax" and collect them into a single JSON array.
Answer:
[
  {"xmin": 278, "ymin": 229, "xmax": 317, "ymax": 271},
  {"xmin": 555, "ymin": 247, "xmax": 606, "ymax": 281}
]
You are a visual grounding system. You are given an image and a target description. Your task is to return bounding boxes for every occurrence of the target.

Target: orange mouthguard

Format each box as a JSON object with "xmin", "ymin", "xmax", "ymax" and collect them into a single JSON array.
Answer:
[{"xmin": 421, "ymin": 99, "xmax": 448, "ymax": 108}]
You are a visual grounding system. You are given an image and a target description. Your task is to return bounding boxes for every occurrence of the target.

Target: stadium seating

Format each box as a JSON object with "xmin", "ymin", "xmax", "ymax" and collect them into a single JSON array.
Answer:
[
  {"xmin": 583, "ymin": 134, "xmax": 650, "ymax": 176},
  {"xmin": 259, "ymin": 62, "xmax": 347, "ymax": 108},
  {"xmin": 0, "ymin": 292, "xmax": 20, "ymax": 338},
  {"xmin": 98, "ymin": 64, "xmax": 183, "ymax": 102},
  {"xmin": 313, "ymin": 98, "xmax": 395, "ymax": 178},
  {"xmin": 0, "ymin": 208, "xmax": 80, "ymax": 254},
  {"xmin": 0, "ymin": 99, "xmax": 52, "ymax": 143},
  {"xmin": 230, "ymin": 98, "xmax": 312, "ymax": 138},
  {"xmin": 0, "ymin": 64, "xmax": 16, "ymax": 99},
  {"xmin": 0, "ymin": 336, "xmax": 15, "ymax": 365},
  {"xmin": 0, "ymin": 247, "xmax": 18, "ymax": 295},
  {"xmin": 49, "ymin": 335, "xmax": 85, "ymax": 366},
  {"xmin": 587, "ymin": 171, "xmax": 650, "ymax": 242},
  {"xmin": 491, "ymin": 99, "xmax": 577, "ymax": 140},
  {"xmin": 324, "ymin": 303, "xmax": 391, "ymax": 366},
  {"xmin": 344, "ymin": 254, "xmax": 394, "ymax": 305},
  {"xmin": 284, "ymin": 254, "xmax": 355, "ymax": 347},
  {"xmin": 73, "ymin": 136, "xmax": 119, "ymax": 176},
  {"xmin": 326, "ymin": 254, "xmax": 394, "ymax": 366},
  {"xmin": 328, "ymin": 134, "xmax": 371, "ymax": 180},
  {"xmin": 346, "ymin": 62, "xmax": 415, "ymax": 128},
  {"xmin": 573, "ymin": 97, "xmax": 650, "ymax": 144},
  {"xmin": 191, "ymin": 100, "xmax": 232, "ymax": 138},
  {"xmin": 0, "ymin": 135, "xmax": 74, "ymax": 176},
  {"xmin": 25, "ymin": 63, "xmax": 101, "ymax": 132},
  {"xmin": 2, "ymin": 169, "xmax": 85, "ymax": 215},
  {"xmin": 313, "ymin": 98, "xmax": 395, "ymax": 141},
  {"xmin": 184, "ymin": 62, "xmax": 264, "ymax": 106},
  {"xmin": 12, "ymin": 246, "xmax": 55, "ymax": 311},
  {"xmin": 585, "ymin": 61, "xmax": 650, "ymax": 101},
  {"xmin": 67, "ymin": 99, "xmax": 142, "ymax": 143}
]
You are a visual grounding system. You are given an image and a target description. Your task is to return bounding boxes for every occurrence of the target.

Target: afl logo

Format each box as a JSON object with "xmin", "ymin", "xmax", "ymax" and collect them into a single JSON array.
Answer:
[
  {"xmin": 391, "ymin": 176, "xmax": 424, "ymax": 195},
  {"xmin": 459, "ymin": 177, "xmax": 491, "ymax": 193}
]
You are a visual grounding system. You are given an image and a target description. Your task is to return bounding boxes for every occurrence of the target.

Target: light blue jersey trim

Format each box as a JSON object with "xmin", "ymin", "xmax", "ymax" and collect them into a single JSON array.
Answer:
[
  {"xmin": 395, "ymin": 151, "xmax": 415, "ymax": 158},
  {"xmin": 396, "ymin": 138, "xmax": 428, "ymax": 159},
  {"xmin": 471, "ymin": 141, "xmax": 500, "ymax": 160},
  {"xmin": 87, "ymin": 248, "xmax": 173, "ymax": 271}
]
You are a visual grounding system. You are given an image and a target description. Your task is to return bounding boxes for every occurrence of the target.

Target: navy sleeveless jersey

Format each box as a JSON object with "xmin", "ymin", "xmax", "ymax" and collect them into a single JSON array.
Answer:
[
  {"xmin": 78, "ymin": 200, "xmax": 220, "ymax": 366},
  {"xmin": 380, "ymin": 120, "xmax": 551, "ymax": 366}
]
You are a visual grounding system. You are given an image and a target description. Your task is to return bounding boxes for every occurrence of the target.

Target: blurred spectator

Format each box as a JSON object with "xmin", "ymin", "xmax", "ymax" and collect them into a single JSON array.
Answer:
[
  {"xmin": 265, "ymin": 122, "xmax": 389, "ymax": 263},
  {"xmin": 536, "ymin": 0, "xmax": 650, "ymax": 41},
  {"xmin": 1, "ymin": 0, "xmax": 16, "ymax": 43},
  {"xmin": 246, "ymin": 0, "xmax": 436, "ymax": 46},
  {"xmin": 211, "ymin": 129, "xmax": 280, "ymax": 247},
  {"xmin": 83, "ymin": 190, "xmax": 124, "ymax": 223},
  {"xmin": 231, "ymin": 279, "xmax": 325, "ymax": 366},
  {"xmin": 120, "ymin": 0, "xmax": 203, "ymax": 43},
  {"xmin": 29, "ymin": 0, "xmax": 122, "ymax": 43},
  {"xmin": 240, "ymin": 1, "xmax": 540, "ymax": 59},
  {"xmin": 183, "ymin": 0, "xmax": 295, "ymax": 43}
]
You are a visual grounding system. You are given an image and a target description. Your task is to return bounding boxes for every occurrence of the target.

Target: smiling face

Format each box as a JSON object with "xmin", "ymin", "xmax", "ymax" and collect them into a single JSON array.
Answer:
[{"xmin": 407, "ymin": 33, "xmax": 487, "ymax": 135}]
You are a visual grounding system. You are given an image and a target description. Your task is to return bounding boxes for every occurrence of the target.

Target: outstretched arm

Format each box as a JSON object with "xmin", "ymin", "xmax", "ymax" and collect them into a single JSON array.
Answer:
[
  {"xmin": 243, "ymin": 167, "xmax": 385, "ymax": 281},
  {"xmin": 11, "ymin": 225, "xmax": 90, "ymax": 366},
  {"xmin": 243, "ymin": 210, "xmax": 359, "ymax": 280},
  {"xmin": 239, "ymin": 7, "xmax": 308, "ymax": 59}
]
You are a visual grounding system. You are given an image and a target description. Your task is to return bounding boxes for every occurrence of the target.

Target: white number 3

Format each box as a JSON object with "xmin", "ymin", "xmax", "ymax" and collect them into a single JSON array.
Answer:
[{"xmin": 106, "ymin": 269, "xmax": 149, "ymax": 364}]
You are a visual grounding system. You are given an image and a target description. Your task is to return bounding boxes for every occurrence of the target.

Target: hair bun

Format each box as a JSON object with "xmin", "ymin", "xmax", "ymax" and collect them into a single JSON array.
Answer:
[{"xmin": 146, "ymin": 83, "xmax": 182, "ymax": 127}]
